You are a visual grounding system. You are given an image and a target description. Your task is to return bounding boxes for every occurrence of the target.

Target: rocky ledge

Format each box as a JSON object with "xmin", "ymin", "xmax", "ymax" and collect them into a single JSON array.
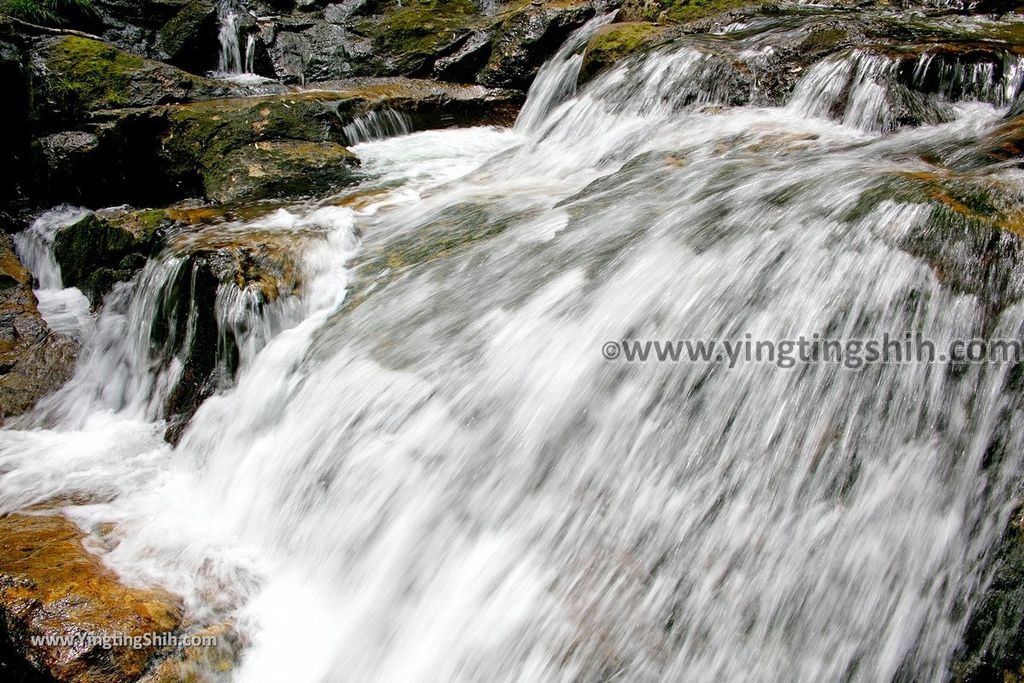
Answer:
[{"xmin": 0, "ymin": 513, "xmax": 183, "ymax": 683}]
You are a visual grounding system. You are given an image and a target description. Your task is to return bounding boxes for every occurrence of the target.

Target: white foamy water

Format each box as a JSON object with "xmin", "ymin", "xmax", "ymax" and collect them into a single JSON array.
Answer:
[
  {"xmin": 3, "ymin": 24, "xmax": 1024, "ymax": 683},
  {"xmin": 13, "ymin": 206, "xmax": 94, "ymax": 341}
]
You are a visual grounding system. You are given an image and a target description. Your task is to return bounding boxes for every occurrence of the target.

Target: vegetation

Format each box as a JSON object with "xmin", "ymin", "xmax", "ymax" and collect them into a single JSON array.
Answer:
[
  {"xmin": 44, "ymin": 37, "xmax": 144, "ymax": 114},
  {"xmin": 1, "ymin": 0, "xmax": 92, "ymax": 26}
]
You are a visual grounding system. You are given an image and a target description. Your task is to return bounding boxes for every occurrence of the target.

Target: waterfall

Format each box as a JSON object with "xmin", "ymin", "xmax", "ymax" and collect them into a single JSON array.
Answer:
[
  {"xmin": 514, "ymin": 12, "xmax": 615, "ymax": 133},
  {"xmin": 4, "ymin": 22, "xmax": 1024, "ymax": 683},
  {"xmin": 342, "ymin": 109, "xmax": 414, "ymax": 145},
  {"xmin": 216, "ymin": 9, "xmax": 256, "ymax": 77},
  {"xmin": 12, "ymin": 206, "xmax": 93, "ymax": 341}
]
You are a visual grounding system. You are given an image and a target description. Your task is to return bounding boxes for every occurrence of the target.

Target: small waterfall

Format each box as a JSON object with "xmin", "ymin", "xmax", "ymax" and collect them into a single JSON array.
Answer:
[
  {"xmin": 789, "ymin": 48, "xmax": 1024, "ymax": 131},
  {"xmin": 215, "ymin": 9, "xmax": 258, "ymax": 77},
  {"xmin": 342, "ymin": 109, "xmax": 414, "ymax": 145},
  {"xmin": 514, "ymin": 12, "xmax": 616, "ymax": 133},
  {"xmin": 12, "ymin": 206, "xmax": 93, "ymax": 341}
]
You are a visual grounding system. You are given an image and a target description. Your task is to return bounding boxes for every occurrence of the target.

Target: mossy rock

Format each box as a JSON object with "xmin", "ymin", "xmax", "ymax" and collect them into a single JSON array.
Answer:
[
  {"xmin": 619, "ymin": 0, "xmax": 755, "ymax": 24},
  {"xmin": 34, "ymin": 35, "xmax": 230, "ymax": 127},
  {"xmin": 53, "ymin": 209, "xmax": 170, "ymax": 304},
  {"xmin": 157, "ymin": 0, "xmax": 219, "ymax": 72},
  {"xmin": 205, "ymin": 140, "xmax": 359, "ymax": 203},
  {"xmin": 359, "ymin": 0, "xmax": 480, "ymax": 75},
  {"xmin": 579, "ymin": 22, "xmax": 668, "ymax": 82},
  {"xmin": 41, "ymin": 35, "xmax": 145, "ymax": 114},
  {"xmin": 845, "ymin": 169, "xmax": 1024, "ymax": 319},
  {"xmin": 162, "ymin": 92, "xmax": 359, "ymax": 201}
]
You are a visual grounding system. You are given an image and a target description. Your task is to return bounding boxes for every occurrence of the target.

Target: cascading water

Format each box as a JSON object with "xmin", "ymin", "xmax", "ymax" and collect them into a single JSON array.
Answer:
[
  {"xmin": 215, "ymin": 8, "xmax": 258, "ymax": 78},
  {"xmin": 342, "ymin": 109, "xmax": 414, "ymax": 145},
  {"xmin": 13, "ymin": 206, "xmax": 93, "ymax": 341},
  {"xmin": 4, "ymin": 18, "xmax": 1024, "ymax": 683}
]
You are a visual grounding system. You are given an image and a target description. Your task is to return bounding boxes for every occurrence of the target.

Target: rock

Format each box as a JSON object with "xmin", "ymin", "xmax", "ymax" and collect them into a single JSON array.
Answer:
[
  {"xmin": 579, "ymin": 21, "xmax": 667, "ymax": 82},
  {"xmin": 952, "ymin": 507, "xmax": 1024, "ymax": 682},
  {"xmin": 31, "ymin": 35, "xmax": 234, "ymax": 129},
  {"xmin": 261, "ymin": 18, "xmax": 372, "ymax": 83},
  {"xmin": 476, "ymin": 1, "xmax": 598, "ymax": 89},
  {"xmin": 32, "ymin": 131, "xmax": 105, "ymax": 207},
  {"xmin": 845, "ymin": 169, "xmax": 1024, "ymax": 321},
  {"xmin": 156, "ymin": 0, "xmax": 220, "ymax": 73},
  {"xmin": 155, "ymin": 227, "xmax": 307, "ymax": 441},
  {"xmin": 208, "ymin": 140, "xmax": 359, "ymax": 203},
  {"xmin": 0, "ymin": 234, "xmax": 78, "ymax": 422},
  {"xmin": 0, "ymin": 513, "xmax": 183, "ymax": 683},
  {"xmin": 618, "ymin": 0, "xmax": 751, "ymax": 23},
  {"xmin": 53, "ymin": 209, "xmax": 169, "ymax": 306},
  {"xmin": 160, "ymin": 91, "xmax": 359, "ymax": 202},
  {"xmin": 158, "ymin": 80, "xmax": 521, "ymax": 202},
  {"xmin": 357, "ymin": 0, "xmax": 481, "ymax": 77},
  {"xmin": 0, "ymin": 21, "xmax": 32, "ymax": 213}
]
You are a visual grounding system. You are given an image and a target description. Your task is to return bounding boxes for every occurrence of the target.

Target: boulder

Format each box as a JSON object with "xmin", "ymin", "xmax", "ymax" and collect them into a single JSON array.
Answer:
[
  {"xmin": 0, "ymin": 234, "xmax": 78, "ymax": 422},
  {"xmin": 156, "ymin": 0, "xmax": 220, "ymax": 73},
  {"xmin": 31, "ymin": 35, "xmax": 235, "ymax": 129},
  {"xmin": 476, "ymin": 1, "xmax": 597, "ymax": 89},
  {"xmin": 579, "ymin": 21, "xmax": 667, "ymax": 82},
  {"xmin": 53, "ymin": 209, "xmax": 170, "ymax": 306},
  {"xmin": 208, "ymin": 140, "xmax": 359, "ymax": 203},
  {"xmin": 0, "ymin": 513, "xmax": 183, "ymax": 683},
  {"xmin": 157, "ymin": 80, "xmax": 521, "ymax": 202}
]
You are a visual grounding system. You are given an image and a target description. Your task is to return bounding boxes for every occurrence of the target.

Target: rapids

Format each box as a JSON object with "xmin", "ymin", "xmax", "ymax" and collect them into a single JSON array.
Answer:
[{"xmin": 4, "ymin": 13, "xmax": 1024, "ymax": 683}]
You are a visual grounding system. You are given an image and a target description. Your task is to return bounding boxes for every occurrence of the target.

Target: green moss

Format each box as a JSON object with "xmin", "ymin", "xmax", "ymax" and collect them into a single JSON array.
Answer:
[
  {"xmin": 44, "ymin": 36, "xmax": 144, "ymax": 114},
  {"xmin": 360, "ymin": 0, "xmax": 478, "ymax": 69},
  {"xmin": 580, "ymin": 22, "xmax": 665, "ymax": 81},
  {"xmin": 623, "ymin": 0, "xmax": 752, "ymax": 23},
  {"xmin": 798, "ymin": 27, "xmax": 849, "ymax": 53}
]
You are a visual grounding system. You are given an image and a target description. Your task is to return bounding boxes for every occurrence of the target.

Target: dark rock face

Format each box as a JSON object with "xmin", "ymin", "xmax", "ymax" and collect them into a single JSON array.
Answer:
[
  {"xmin": 156, "ymin": 0, "xmax": 220, "ymax": 73},
  {"xmin": 0, "ymin": 513, "xmax": 183, "ymax": 683},
  {"xmin": 0, "ymin": 234, "xmax": 78, "ymax": 423},
  {"xmin": 477, "ymin": 2, "xmax": 597, "ymax": 89},
  {"xmin": 0, "ymin": 24, "xmax": 32, "ymax": 216}
]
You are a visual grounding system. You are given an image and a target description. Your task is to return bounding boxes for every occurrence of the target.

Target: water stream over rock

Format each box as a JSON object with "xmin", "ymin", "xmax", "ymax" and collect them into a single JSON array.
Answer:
[{"xmin": 4, "ymin": 14, "xmax": 1024, "ymax": 682}]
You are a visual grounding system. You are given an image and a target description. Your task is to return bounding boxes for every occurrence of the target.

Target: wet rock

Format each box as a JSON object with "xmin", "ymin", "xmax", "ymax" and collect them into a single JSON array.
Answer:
[
  {"xmin": 208, "ymin": 140, "xmax": 359, "ymax": 203},
  {"xmin": 261, "ymin": 17, "xmax": 372, "ymax": 83},
  {"xmin": 845, "ymin": 170, "xmax": 1024, "ymax": 321},
  {"xmin": 158, "ymin": 80, "xmax": 520, "ymax": 201},
  {"xmin": 160, "ymin": 91, "xmax": 359, "ymax": 202},
  {"xmin": 952, "ymin": 507, "xmax": 1024, "ymax": 682},
  {"xmin": 156, "ymin": 0, "xmax": 220, "ymax": 73},
  {"xmin": 579, "ymin": 21, "xmax": 667, "ymax": 81},
  {"xmin": 618, "ymin": 0, "xmax": 751, "ymax": 23},
  {"xmin": 32, "ymin": 131, "xmax": 104, "ymax": 206},
  {"xmin": 53, "ymin": 209, "xmax": 170, "ymax": 306},
  {"xmin": 155, "ymin": 228, "xmax": 307, "ymax": 442},
  {"xmin": 31, "ymin": 35, "xmax": 233, "ymax": 129},
  {"xmin": 0, "ymin": 234, "xmax": 78, "ymax": 422},
  {"xmin": 139, "ymin": 622, "xmax": 242, "ymax": 682},
  {"xmin": 355, "ymin": 0, "xmax": 481, "ymax": 77},
  {"xmin": 476, "ymin": 1, "xmax": 598, "ymax": 89},
  {"xmin": 0, "ymin": 513, "xmax": 183, "ymax": 683}
]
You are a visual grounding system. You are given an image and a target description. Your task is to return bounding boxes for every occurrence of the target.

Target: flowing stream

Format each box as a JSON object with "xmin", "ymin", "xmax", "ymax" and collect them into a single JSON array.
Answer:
[{"xmin": 4, "ymin": 18, "xmax": 1024, "ymax": 683}]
